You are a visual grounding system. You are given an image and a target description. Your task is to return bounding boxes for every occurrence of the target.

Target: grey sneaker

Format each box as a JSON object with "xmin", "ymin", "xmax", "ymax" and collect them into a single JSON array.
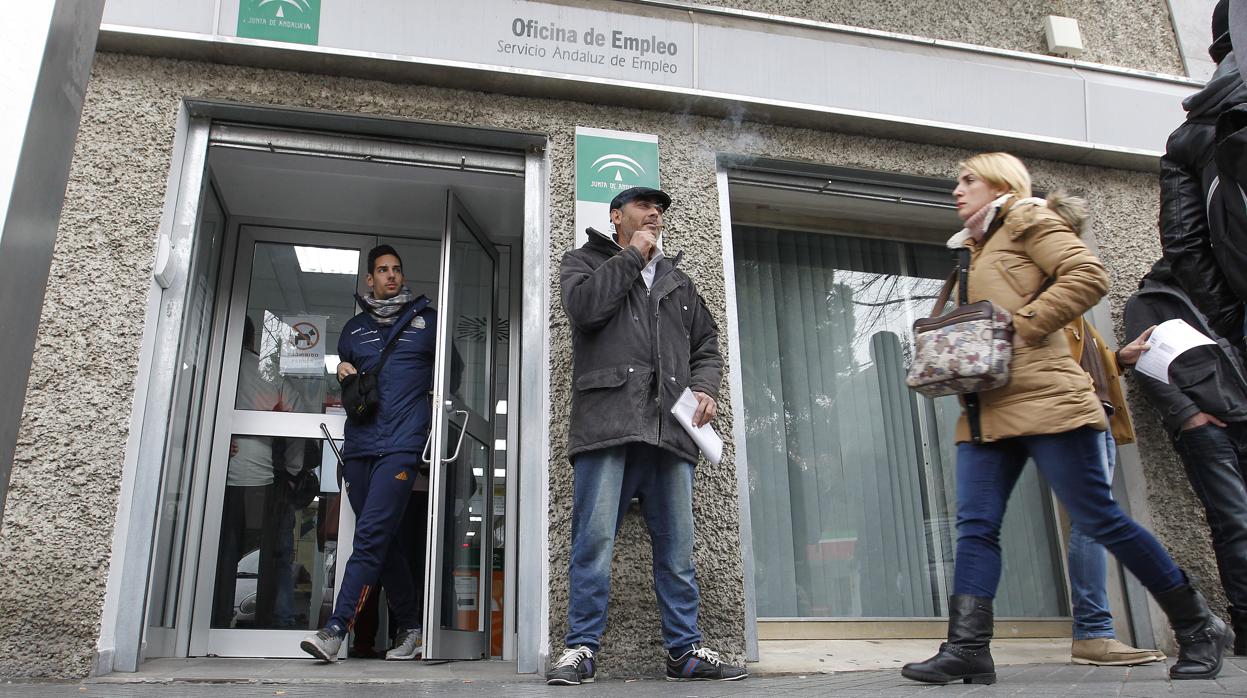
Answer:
[
  {"xmin": 300, "ymin": 627, "xmax": 345, "ymax": 662},
  {"xmin": 546, "ymin": 645, "xmax": 596, "ymax": 685},
  {"xmin": 386, "ymin": 627, "xmax": 424, "ymax": 660}
]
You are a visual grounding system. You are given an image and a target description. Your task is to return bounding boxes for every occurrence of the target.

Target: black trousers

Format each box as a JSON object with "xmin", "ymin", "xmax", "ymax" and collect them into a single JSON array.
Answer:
[{"xmin": 1173, "ymin": 422, "xmax": 1247, "ymax": 611}]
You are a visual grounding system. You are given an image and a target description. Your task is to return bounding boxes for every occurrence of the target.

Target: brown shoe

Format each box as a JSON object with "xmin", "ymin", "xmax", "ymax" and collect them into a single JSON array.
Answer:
[{"xmin": 1071, "ymin": 638, "xmax": 1166, "ymax": 666}]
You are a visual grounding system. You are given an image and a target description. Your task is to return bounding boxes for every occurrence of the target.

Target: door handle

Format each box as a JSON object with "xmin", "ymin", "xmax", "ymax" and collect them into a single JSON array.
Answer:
[
  {"xmin": 319, "ymin": 422, "xmax": 344, "ymax": 486},
  {"xmin": 442, "ymin": 410, "xmax": 470, "ymax": 463},
  {"xmin": 421, "ymin": 432, "xmax": 434, "ymax": 465}
]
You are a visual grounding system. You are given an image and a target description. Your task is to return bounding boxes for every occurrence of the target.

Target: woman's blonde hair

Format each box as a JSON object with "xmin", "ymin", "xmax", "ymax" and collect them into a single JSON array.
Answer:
[{"xmin": 958, "ymin": 152, "xmax": 1033, "ymax": 199}]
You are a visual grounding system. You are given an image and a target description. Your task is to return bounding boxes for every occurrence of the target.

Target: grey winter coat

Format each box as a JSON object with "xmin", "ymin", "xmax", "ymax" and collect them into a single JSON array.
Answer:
[
  {"xmin": 559, "ymin": 229, "xmax": 723, "ymax": 464},
  {"xmin": 1124, "ymin": 259, "xmax": 1247, "ymax": 437}
]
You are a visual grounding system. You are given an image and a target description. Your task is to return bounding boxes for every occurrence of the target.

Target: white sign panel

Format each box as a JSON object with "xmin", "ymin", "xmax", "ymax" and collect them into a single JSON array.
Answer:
[{"xmin": 280, "ymin": 314, "xmax": 328, "ymax": 376}]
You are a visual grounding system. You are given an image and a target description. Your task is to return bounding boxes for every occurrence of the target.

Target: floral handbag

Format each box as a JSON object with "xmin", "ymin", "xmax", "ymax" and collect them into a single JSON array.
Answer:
[{"xmin": 905, "ymin": 252, "xmax": 1014, "ymax": 398}]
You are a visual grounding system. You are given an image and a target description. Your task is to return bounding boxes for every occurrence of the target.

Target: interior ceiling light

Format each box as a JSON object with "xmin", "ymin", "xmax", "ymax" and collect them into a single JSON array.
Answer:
[{"xmin": 294, "ymin": 246, "xmax": 358, "ymax": 274}]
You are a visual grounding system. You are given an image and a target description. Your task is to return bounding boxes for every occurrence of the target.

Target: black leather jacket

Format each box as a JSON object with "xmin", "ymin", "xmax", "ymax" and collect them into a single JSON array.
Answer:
[
  {"xmin": 559, "ymin": 230, "xmax": 722, "ymax": 464},
  {"xmin": 1159, "ymin": 52, "xmax": 1247, "ymax": 344}
]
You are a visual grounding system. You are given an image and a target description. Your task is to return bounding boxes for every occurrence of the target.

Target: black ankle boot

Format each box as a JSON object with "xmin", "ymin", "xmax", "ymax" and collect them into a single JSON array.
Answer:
[
  {"xmin": 1230, "ymin": 606, "xmax": 1246, "ymax": 656},
  {"xmin": 901, "ymin": 595, "xmax": 996, "ymax": 685},
  {"xmin": 1154, "ymin": 583, "xmax": 1231, "ymax": 680}
]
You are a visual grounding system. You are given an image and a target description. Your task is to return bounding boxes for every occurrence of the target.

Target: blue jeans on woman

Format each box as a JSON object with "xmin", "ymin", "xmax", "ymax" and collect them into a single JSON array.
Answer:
[
  {"xmin": 564, "ymin": 443, "xmax": 702, "ymax": 653},
  {"xmin": 954, "ymin": 426, "xmax": 1184, "ymax": 600},
  {"xmin": 1066, "ymin": 429, "xmax": 1117, "ymax": 639}
]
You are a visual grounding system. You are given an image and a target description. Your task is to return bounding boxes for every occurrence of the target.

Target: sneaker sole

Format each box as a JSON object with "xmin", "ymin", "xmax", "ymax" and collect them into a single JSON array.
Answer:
[
  {"xmin": 545, "ymin": 677, "xmax": 594, "ymax": 685},
  {"xmin": 1072, "ymin": 655, "xmax": 1165, "ymax": 666},
  {"xmin": 300, "ymin": 640, "xmax": 337, "ymax": 663},
  {"xmin": 384, "ymin": 651, "xmax": 423, "ymax": 661},
  {"xmin": 665, "ymin": 673, "xmax": 749, "ymax": 682}
]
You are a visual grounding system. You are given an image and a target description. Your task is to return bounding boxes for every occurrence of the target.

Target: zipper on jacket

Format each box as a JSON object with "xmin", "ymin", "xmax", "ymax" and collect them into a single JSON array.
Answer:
[{"xmin": 653, "ymin": 288, "xmax": 663, "ymax": 446}]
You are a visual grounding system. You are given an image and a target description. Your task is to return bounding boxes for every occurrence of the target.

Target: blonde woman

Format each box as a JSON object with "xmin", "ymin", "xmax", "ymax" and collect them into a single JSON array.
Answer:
[{"xmin": 901, "ymin": 153, "xmax": 1231, "ymax": 685}]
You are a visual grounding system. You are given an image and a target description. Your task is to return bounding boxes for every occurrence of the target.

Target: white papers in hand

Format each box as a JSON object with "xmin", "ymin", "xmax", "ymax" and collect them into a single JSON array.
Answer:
[
  {"xmin": 1134, "ymin": 319, "xmax": 1217, "ymax": 384},
  {"xmin": 670, "ymin": 388, "xmax": 723, "ymax": 465}
]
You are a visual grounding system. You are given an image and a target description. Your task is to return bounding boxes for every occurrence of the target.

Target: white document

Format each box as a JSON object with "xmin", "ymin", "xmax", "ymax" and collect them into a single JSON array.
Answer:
[
  {"xmin": 670, "ymin": 388, "xmax": 724, "ymax": 465},
  {"xmin": 1134, "ymin": 319, "xmax": 1217, "ymax": 384}
]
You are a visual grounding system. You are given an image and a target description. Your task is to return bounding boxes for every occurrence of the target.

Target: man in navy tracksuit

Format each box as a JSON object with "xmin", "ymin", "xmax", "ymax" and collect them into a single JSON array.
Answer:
[{"xmin": 301, "ymin": 244, "xmax": 435, "ymax": 662}]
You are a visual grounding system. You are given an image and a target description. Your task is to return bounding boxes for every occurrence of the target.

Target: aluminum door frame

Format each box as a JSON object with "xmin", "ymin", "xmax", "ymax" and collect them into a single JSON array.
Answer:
[
  {"xmin": 189, "ymin": 224, "xmax": 369, "ymax": 657},
  {"xmin": 422, "ymin": 191, "xmax": 500, "ymax": 660}
]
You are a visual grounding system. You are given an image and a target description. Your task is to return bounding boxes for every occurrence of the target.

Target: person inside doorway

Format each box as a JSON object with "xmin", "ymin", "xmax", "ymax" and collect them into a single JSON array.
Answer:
[
  {"xmin": 548, "ymin": 186, "xmax": 748, "ymax": 685},
  {"xmin": 300, "ymin": 245, "xmax": 435, "ymax": 662},
  {"xmin": 213, "ymin": 316, "xmax": 304, "ymax": 629}
]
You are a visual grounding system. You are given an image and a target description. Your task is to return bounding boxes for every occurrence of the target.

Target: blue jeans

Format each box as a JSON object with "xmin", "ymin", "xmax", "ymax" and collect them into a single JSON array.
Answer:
[
  {"xmin": 328, "ymin": 452, "xmax": 421, "ymax": 633},
  {"xmin": 1066, "ymin": 430, "xmax": 1116, "ymax": 639},
  {"xmin": 565, "ymin": 443, "xmax": 701, "ymax": 652},
  {"xmin": 954, "ymin": 426, "xmax": 1184, "ymax": 600}
]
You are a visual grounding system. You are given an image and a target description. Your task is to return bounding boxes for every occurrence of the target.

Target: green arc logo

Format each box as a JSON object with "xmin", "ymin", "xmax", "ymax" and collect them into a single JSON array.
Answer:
[
  {"xmin": 592, "ymin": 153, "xmax": 648, "ymax": 182},
  {"xmin": 258, "ymin": 0, "xmax": 312, "ymax": 18},
  {"xmin": 237, "ymin": 0, "xmax": 320, "ymax": 45}
]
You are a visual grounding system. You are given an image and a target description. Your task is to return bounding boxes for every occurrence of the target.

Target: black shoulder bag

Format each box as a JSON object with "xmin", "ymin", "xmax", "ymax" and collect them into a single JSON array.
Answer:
[{"xmin": 340, "ymin": 316, "xmax": 412, "ymax": 423}]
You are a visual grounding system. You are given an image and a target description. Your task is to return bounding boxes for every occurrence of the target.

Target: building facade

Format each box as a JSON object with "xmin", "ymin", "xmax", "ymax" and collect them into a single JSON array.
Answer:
[{"xmin": 0, "ymin": 0, "xmax": 1228, "ymax": 680}]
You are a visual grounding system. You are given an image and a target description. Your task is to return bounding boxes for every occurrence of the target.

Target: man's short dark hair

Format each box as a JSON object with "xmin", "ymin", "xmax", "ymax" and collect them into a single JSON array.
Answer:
[{"xmin": 367, "ymin": 244, "xmax": 403, "ymax": 274}]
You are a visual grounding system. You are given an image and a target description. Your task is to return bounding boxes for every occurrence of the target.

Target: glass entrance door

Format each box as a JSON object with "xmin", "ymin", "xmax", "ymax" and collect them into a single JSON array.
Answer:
[
  {"xmin": 423, "ymin": 193, "xmax": 500, "ymax": 659},
  {"xmin": 193, "ymin": 226, "xmax": 369, "ymax": 657}
]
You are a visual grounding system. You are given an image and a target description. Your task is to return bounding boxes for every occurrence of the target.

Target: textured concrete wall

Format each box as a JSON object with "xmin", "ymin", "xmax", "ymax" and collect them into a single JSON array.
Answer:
[
  {"xmin": 700, "ymin": 0, "xmax": 1186, "ymax": 75},
  {"xmin": 0, "ymin": 47, "xmax": 1218, "ymax": 679}
]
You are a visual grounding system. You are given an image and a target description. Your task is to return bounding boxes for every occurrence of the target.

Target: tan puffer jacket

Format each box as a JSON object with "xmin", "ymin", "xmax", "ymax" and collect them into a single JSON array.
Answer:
[{"xmin": 952, "ymin": 196, "xmax": 1110, "ymax": 444}]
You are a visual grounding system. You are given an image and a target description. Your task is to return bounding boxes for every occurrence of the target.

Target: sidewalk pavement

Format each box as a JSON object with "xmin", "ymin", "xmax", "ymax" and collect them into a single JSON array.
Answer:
[{"xmin": 2, "ymin": 657, "xmax": 1245, "ymax": 697}]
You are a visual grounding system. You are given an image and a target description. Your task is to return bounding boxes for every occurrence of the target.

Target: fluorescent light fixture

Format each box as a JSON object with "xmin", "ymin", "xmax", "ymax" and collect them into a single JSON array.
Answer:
[
  {"xmin": 495, "ymin": 400, "xmax": 507, "ymax": 414},
  {"xmin": 469, "ymin": 515, "xmax": 482, "ymax": 522},
  {"xmin": 494, "ymin": 468, "xmax": 506, "ymax": 478},
  {"xmin": 472, "ymin": 468, "xmax": 484, "ymax": 477},
  {"xmin": 494, "ymin": 439, "xmax": 507, "ymax": 451},
  {"xmin": 466, "ymin": 531, "xmax": 476, "ymax": 537},
  {"xmin": 295, "ymin": 246, "xmax": 358, "ymax": 275}
]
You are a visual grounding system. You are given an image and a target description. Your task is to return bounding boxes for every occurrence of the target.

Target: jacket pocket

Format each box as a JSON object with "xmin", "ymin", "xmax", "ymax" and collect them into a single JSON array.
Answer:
[
  {"xmin": 994, "ymin": 257, "xmax": 1037, "ymax": 300},
  {"xmin": 575, "ymin": 366, "xmax": 629, "ymax": 391},
  {"xmin": 570, "ymin": 365, "xmax": 650, "ymax": 449}
]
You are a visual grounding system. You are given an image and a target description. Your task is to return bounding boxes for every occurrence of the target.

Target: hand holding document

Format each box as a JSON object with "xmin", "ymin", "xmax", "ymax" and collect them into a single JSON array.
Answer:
[
  {"xmin": 1134, "ymin": 319, "xmax": 1217, "ymax": 384},
  {"xmin": 671, "ymin": 388, "xmax": 723, "ymax": 465}
]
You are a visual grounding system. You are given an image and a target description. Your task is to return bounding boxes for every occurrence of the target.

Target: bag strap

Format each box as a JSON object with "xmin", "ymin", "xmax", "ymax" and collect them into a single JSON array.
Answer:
[
  {"xmin": 927, "ymin": 268, "xmax": 958, "ymax": 318},
  {"xmin": 957, "ymin": 248, "xmax": 971, "ymax": 306},
  {"xmin": 369, "ymin": 312, "xmax": 416, "ymax": 377}
]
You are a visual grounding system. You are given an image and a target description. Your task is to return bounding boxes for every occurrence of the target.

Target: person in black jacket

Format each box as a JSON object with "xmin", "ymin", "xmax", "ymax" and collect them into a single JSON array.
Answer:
[
  {"xmin": 1123, "ymin": 257, "xmax": 1247, "ymax": 656},
  {"xmin": 300, "ymin": 245, "xmax": 436, "ymax": 663},
  {"xmin": 1160, "ymin": 0, "xmax": 1247, "ymax": 345},
  {"xmin": 546, "ymin": 187, "xmax": 745, "ymax": 686}
]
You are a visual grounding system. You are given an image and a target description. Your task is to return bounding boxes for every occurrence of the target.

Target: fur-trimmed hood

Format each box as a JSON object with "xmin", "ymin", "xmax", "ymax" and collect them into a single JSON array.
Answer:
[{"xmin": 946, "ymin": 191, "xmax": 1088, "ymax": 249}]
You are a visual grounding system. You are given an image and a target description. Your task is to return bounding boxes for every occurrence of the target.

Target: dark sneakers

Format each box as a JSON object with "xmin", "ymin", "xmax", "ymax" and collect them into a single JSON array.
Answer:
[
  {"xmin": 546, "ymin": 646, "xmax": 596, "ymax": 686},
  {"xmin": 666, "ymin": 643, "xmax": 749, "ymax": 681}
]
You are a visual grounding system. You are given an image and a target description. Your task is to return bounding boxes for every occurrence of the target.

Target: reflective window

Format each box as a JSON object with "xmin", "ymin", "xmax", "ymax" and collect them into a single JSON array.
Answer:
[
  {"xmin": 735, "ymin": 226, "xmax": 1068, "ymax": 618},
  {"xmin": 211, "ymin": 436, "xmax": 341, "ymax": 630},
  {"xmin": 235, "ymin": 242, "xmax": 361, "ymax": 415}
]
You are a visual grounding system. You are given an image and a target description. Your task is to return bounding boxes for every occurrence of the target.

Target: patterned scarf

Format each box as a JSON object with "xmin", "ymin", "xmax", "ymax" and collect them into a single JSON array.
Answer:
[
  {"xmin": 357, "ymin": 287, "xmax": 415, "ymax": 326},
  {"xmin": 961, "ymin": 193, "xmax": 1014, "ymax": 243}
]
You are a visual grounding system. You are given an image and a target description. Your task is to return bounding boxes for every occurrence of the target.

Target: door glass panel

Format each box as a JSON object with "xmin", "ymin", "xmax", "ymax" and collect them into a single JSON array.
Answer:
[
  {"xmin": 379, "ymin": 237, "xmax": 441, "ymax": 302},
  {"xmin": 211, "ymin": 436, "xmax": 341, "ymax": 631},
  {"xmin": 734, "ymin": 225, "xmax": 1068, "ymax": 618},
  {"xmin": 234, "ymin": 242, "xmax": 360, "ymax": 415},
  {"xmin": 440, "ymin": 426, "xmax": 490, "ymax": 631},
  {"xmin": 148, "ymin": 184, "xmax": 225, "ymax": 628},
  {"xmin": 447, "ymin": 219, "xmax": 494, "ymax": 416}
]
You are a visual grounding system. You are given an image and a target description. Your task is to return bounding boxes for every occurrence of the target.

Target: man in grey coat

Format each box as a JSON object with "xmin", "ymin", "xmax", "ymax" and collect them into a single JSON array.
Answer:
[{"xmin": 545, "ymin": 186, "xmax": 747, "ymax": 686}]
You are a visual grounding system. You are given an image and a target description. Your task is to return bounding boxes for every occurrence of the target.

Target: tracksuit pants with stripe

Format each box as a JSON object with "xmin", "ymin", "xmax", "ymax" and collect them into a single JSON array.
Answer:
[{"xmin": 327, "ymin": 452, "xmax": 422, "ymax": 634}]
